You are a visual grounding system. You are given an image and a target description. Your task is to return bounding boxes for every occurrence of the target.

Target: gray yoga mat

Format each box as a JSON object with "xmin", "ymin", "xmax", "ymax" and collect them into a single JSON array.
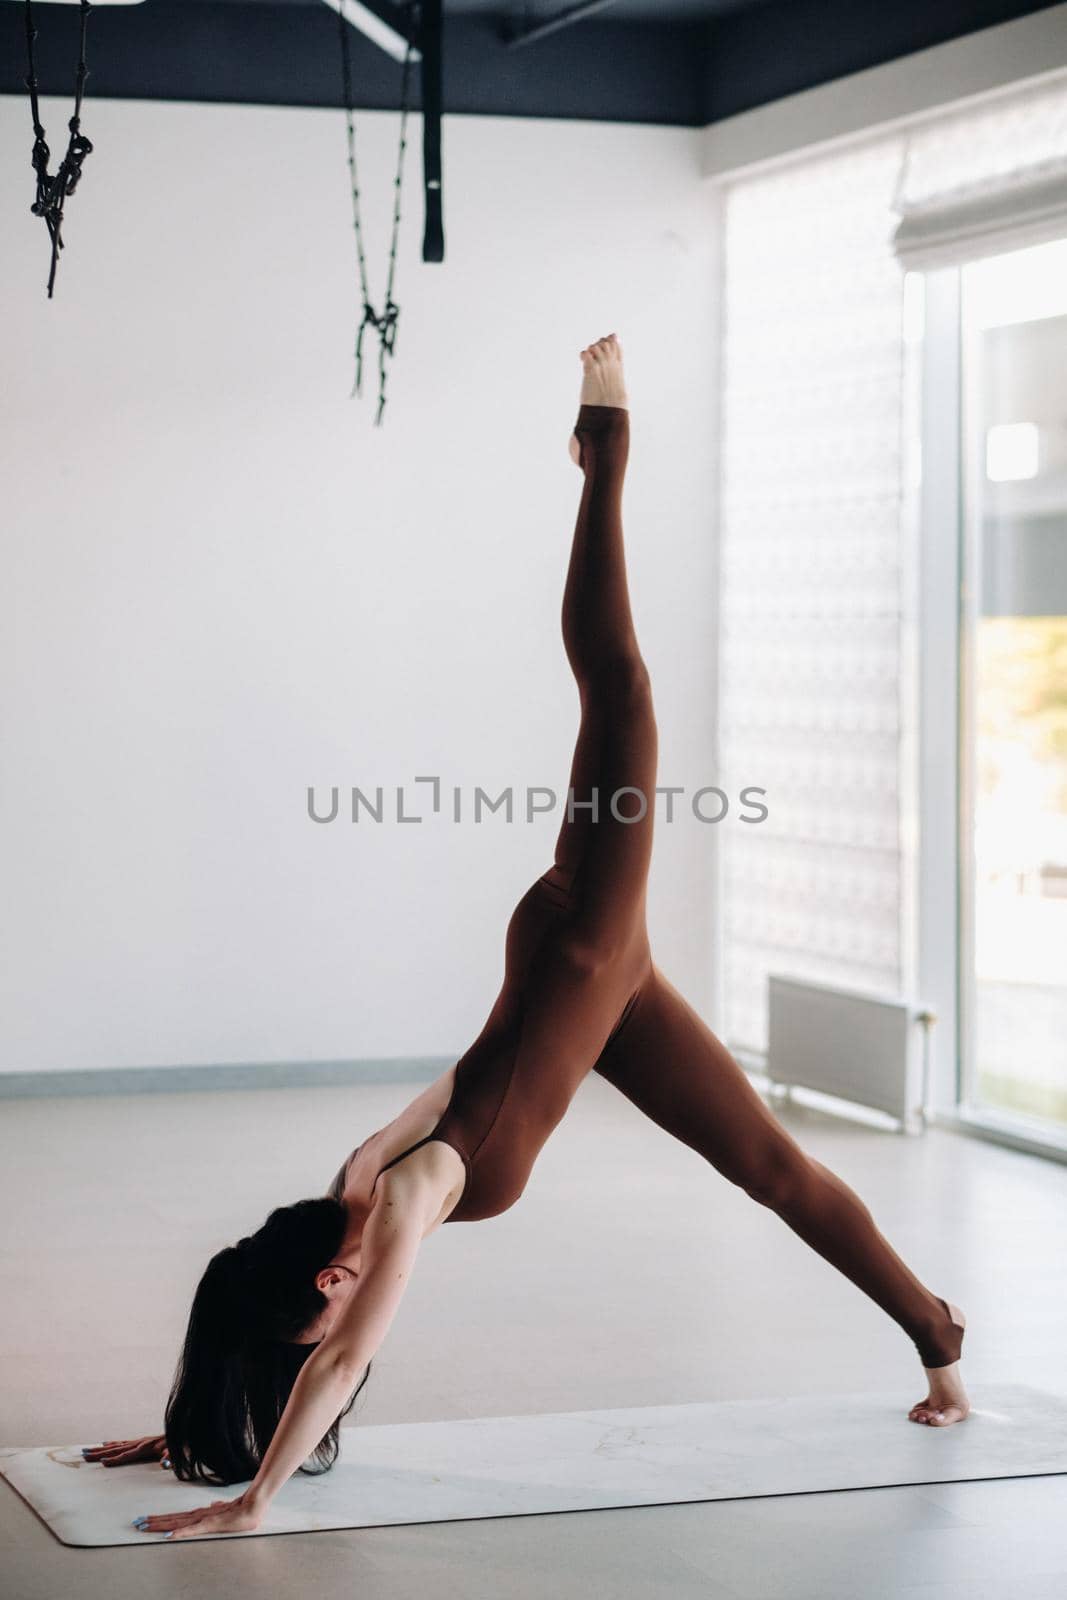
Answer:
[{"xmin": 2, "ymin": 1384, "xmax": 1064, "ymax": 1547}]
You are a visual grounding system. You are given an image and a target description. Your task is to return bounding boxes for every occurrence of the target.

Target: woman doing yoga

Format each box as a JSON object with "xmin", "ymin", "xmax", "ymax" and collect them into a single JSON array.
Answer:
[{"xmin": 90, "ymin": 336, "xmax": 969, "ymax": 1540}]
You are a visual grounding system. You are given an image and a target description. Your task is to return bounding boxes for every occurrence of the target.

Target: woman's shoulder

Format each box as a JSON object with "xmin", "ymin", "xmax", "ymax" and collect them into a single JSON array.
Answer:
[
  {"xmin": 325, "ymin": 1148, "xmax": 359, "ymax": 1202},
  {"xmin": 326, "ymin": 1130, "xmax": 392, "ymax": 1208}
]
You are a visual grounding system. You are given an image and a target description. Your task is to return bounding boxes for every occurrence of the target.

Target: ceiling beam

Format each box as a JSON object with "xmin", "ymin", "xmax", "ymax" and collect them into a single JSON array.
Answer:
[
  {"xmin": 503, "ymin": 0, "xmax": 620, "ymax": 51},
  {"xmin": 320, "ymin": 0, "xmax": 421, "ymax": 65}
]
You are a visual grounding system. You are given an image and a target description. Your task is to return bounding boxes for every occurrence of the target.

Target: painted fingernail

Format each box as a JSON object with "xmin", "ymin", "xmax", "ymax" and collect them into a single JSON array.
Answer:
[
  {"xmin": 132, "ymin": 1519, "xmax": 146, "ymax": 1529},
  {"xmin": 165, "ymin": 1532, "xmax": 174, "ymax": 1540}
]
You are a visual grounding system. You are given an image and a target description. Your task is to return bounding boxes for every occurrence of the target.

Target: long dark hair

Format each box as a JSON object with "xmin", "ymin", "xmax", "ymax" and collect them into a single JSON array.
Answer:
[{"xmin": 164, "ymin": 1197, "xmax": 372, "ymax": 1484}]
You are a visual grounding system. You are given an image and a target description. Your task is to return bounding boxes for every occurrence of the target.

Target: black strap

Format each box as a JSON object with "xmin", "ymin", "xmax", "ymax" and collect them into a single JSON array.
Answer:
[
  {"xmin": 376, "ymin": 1132, "xmax": 439, "ymax": 1181},
  {"xmin": 24, "ymin": 0, "xmax": 95, "ymax": 298}
]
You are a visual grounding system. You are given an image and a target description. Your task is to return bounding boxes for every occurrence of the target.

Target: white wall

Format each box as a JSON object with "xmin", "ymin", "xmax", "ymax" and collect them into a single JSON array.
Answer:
[{"xmin": 0, "ymin": 98, "xmax": 720, "ymax": 1073}]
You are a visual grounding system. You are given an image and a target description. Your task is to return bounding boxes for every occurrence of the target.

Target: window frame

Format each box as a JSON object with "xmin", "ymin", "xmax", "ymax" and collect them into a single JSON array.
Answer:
[{"xmin": 916, "ymin": 259, "xmax": 1067, "ymax": 1165}]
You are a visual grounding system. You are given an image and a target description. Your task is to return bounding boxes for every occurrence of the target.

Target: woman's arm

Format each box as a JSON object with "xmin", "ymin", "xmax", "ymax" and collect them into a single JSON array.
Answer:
[
  {"xmin": 135, "ymin": 1165, "xmax": 436, "ymax": 1540},
  {"xmin": 248, "ymin": 1174, "xmax": 427, "ymax": 1506}
]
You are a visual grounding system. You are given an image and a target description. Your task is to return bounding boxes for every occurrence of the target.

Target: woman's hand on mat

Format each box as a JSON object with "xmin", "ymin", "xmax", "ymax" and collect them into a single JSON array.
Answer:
[
  {"xmin": 82, "ymin": 1436, "xmax": 171, "ymax": 1469},
  {"xmin": 134, "ymin": 1494, "xmax": 263, "ymax": 1540}
]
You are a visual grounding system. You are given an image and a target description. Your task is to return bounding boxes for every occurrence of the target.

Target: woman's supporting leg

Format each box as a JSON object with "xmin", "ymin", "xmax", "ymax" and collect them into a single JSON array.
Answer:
[{"xmin": 594, "ymin": 967, "xmax": 969, "ymax": 1400}]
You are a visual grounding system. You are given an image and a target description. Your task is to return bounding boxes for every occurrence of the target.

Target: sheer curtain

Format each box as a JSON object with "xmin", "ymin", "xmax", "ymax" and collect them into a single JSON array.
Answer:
[{"xmin": 718, "ymin": 136, "xmax": 908, "ymax": 1055}]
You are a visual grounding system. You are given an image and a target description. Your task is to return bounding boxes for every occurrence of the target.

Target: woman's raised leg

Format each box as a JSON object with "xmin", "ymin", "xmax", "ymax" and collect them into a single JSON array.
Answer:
[{"xmin": 551, "ymin": 335, "xmax": 657, "ymax": 960}]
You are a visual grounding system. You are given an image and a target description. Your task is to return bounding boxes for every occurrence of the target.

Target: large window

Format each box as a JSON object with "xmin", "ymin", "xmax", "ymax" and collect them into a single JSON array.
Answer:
[
  {"xmin": 718, "ymin": 70, "xmax": 1067, "ymax": 1156},
  {"xmin": 960, "ymin": 238, "xmax": 1067, "ymax": 1133}
]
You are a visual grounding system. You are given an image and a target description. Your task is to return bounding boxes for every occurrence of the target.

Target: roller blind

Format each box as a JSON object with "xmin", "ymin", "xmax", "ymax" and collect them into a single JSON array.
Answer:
[{"xmin": 891, "ymin": 72, "xmax": 1067, "ymax": 270}]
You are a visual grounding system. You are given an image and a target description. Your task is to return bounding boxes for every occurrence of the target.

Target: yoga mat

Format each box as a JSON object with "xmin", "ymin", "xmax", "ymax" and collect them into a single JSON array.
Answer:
[{"xmin": 2, "ymin": 1384, "xmax": 1064, "ymax": 1547}]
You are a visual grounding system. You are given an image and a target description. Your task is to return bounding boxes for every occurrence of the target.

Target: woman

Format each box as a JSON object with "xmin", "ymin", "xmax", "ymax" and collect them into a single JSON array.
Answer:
[{"xmin": 87, "ymin": 335, "xmax": 969, "ymax": 1540}]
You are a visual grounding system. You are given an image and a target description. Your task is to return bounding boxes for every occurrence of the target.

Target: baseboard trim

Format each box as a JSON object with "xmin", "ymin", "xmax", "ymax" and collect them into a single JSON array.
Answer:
[
  {"xmin": 0, "ymin": 1056, "xmax": 453, "ymax": 1099},
  {"xmin": 930, "ymin": 1106, "xmax": 1067, "ymax": 1167}
]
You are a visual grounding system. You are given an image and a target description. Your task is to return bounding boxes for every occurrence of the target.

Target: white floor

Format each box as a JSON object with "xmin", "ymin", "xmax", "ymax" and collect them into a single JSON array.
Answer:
[{"xmin": 1, "ymin": 1073, "xmax": 1065, "ymax": 1598}]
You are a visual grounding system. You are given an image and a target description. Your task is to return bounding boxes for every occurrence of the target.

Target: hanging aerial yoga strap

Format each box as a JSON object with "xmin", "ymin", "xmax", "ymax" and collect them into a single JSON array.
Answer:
[
  {"xmin": 338, "ymin": 0, "xmax": 419, "ymax": 426},
  {"xmin": 24, "ymin": 0, "xmax": 95, "ymax": 299}
]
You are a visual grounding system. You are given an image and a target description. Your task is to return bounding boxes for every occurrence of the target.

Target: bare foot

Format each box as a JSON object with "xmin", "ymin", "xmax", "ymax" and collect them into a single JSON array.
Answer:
[
  {"xmin": 569, "ymin": 333, "xmax": 629, "ymax": 465},
  {"xmin": 909, "ymin": 1301, "xmax": 970, "ymax": 1427}
]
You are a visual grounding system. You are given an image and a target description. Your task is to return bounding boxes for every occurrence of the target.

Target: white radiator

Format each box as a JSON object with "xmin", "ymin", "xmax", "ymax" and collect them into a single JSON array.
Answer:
[{"xmin": 765, "ymin": 975, "xmax": 928, "ymax": 1129}]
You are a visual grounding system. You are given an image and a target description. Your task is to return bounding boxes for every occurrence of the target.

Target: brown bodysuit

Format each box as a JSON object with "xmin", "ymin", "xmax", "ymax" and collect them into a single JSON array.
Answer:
[{"xmin": 332, "ymin": 404, "xmax": 964, "ymax": 1371}]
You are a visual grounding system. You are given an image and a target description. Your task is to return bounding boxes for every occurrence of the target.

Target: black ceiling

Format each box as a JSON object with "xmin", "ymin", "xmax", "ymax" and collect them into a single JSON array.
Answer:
[{"xmin": 2, "ymin": 0, "xmax": 1062, "ymax": 127}]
